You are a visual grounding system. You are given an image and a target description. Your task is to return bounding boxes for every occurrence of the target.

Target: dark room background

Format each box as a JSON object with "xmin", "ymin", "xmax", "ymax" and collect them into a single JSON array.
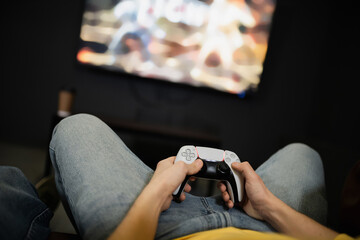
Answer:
[{"xmin": 1, "ymin": 0, "xmax": 359, "ymax": 234}]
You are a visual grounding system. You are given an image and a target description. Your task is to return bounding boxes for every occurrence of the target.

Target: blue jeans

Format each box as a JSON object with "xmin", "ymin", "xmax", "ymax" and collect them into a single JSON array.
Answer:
[
  {"xmin": 48, "ymin": 114, "xmax": 328, "ymax": 240},
  {"xmin": 0, "ymin": 166, "xmax": 53, "ymax": 240}
]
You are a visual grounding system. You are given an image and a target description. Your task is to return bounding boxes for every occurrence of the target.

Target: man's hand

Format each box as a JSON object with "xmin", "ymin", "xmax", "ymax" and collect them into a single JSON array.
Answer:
[
  {"xmin": 218, "ymin": 161, "xmax": 339, "ymax": 240},
  {"xmin": 147, "ymin": 157, "xmax": 203, "ymax": 211},
  {"xmin": 108, "ymin": 157, "xmax": 203, "ymax": 240},
  {"xmin": 217, "ymin": 161, "xmax": 275, "ymax": 220}
]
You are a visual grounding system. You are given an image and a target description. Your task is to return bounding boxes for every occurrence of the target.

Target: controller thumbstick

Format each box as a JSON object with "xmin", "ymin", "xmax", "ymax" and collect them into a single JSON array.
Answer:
[
  {"xmin": 217, "ymin": 161, "xmax": 230, "ymax": 174},
  {"xmin": 199, "ymin": 161, "xmax": 207, "ymax": 173}
]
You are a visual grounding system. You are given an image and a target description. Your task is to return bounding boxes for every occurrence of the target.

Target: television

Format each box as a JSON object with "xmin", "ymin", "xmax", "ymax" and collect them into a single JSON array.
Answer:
[{"xmin": 77, "ymin": 0, "xmax": 276, "ymax": 95}]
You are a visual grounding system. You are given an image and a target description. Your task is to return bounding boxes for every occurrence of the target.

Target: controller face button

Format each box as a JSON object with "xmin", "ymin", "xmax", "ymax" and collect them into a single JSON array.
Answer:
[
  {"xmin": 225, "ymin": 157, "xmax": 231, "ymax": 163},
  {"xmin": 217, "ymin": 161, "xmax": 230, "ymax": 174},
  {"xmin": 182, "ymin": 149, "xmax": 196, "ymax": 161}
]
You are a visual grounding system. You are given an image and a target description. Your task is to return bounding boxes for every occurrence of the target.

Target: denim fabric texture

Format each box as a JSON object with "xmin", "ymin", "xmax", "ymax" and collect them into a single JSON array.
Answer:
[
  {"xmin": 49, "ymin": 114, "xmax": 327, "ymax": 240},
  {"xmin": 0, "ymin": 166, "xmax": 53, "ymax": 240}
]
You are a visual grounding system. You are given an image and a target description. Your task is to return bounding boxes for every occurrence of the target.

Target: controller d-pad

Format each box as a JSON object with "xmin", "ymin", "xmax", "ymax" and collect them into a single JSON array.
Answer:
[{"xmin": 182, "ymin": 149, "xmax": 196, "ymax": 161}]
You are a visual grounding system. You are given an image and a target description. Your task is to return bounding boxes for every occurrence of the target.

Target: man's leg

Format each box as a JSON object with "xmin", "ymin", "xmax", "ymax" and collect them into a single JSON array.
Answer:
[
  {"xmin": 49, "ymin": 114, "xmax": 154, "ymax": 240},
  {"xmin": 255, "ymin": 143, "xmax": 328, "ymax": 224},
  {"xmin": 0, "ymin": 166, "xmax": 53, "ymax": 240},
  {"xmin": 156, "ymin": 193, "xmax": 275, "ymax": 240},
  {"xmin": 49, "ymin": 114, "xmax": 271, "ymax": 240},
  {"xmin": 157, "ymin": 143, "xmax": 328, "ymax": 239},
  {"xmin": 50, "ymin": 115, "xmax": 326, "ymax": 240}
]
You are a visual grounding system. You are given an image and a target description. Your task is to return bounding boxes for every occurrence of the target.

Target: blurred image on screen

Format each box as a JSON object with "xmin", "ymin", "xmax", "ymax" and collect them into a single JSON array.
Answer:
[{"xmin": 77, "ymin": 0, "xmax": 276, "ymax": 94}]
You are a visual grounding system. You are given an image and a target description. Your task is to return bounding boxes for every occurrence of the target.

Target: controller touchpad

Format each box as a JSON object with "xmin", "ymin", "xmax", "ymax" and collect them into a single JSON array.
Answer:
[{"xmin": 196, "ymin": 147, "xmax": 224, "ymax": 162}]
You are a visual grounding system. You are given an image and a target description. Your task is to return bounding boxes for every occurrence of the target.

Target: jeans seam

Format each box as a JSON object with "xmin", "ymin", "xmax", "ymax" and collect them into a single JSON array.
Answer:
[
  {"xmin": 200, "ymin": 198, "xmax": 232, "ymax": 228},
  {"xmin": 25, "ymin": 208, "xmax": 52, "ymax": 240},
  {"xmin": 49, "ymin": 148, "xmax": 77, "ymax": 228},
  {"xmin": 222, "ymin": 211, "xmax": 232, "ymax": 228},
  {"xmin": 200, "ymin": 197, "xmax": 215, "ymax": 214},
  {"xmin": 201, "ymin": 197, "xmax": 230, "ymax": 229}
]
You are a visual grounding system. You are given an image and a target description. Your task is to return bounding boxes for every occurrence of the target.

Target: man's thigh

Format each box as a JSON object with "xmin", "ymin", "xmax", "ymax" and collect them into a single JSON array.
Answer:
[
  {"xmin": 255, "ymin": 143, "xmax": 327, "ymax": 224},
  {"xmin": 0, "ymin": 166, "xmax": 53, "ymax": 240},
  {"xmin": 50, "ymin": 114, "xmax": 154, "ymax": 240}
]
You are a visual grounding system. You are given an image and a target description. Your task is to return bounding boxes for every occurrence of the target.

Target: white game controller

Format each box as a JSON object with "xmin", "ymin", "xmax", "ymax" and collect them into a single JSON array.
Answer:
[{"xmin": 173, "ymin": 145, "xmax": 244, "ymax": 203}]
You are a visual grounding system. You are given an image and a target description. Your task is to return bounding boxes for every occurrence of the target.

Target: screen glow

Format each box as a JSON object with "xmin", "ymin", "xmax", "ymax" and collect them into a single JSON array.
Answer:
[{"xmin": 78, "ymin": 0, "xmax": 276, "ymax": 94}]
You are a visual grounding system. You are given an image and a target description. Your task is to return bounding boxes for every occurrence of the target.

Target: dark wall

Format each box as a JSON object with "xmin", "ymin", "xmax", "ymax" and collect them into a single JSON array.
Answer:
[{"xmin": 1, "ymin": 0, "xmax": 359, "ymax": 232}]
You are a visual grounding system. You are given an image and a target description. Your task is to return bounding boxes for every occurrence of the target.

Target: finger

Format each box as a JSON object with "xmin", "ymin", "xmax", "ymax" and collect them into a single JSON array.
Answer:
[
  {"xmin": 184, "ymin": 183, "xmax": 192, "ymax": 193},
  {"xmin": 179, "ymin": 192, "xmax": 186, "ymax": 201},
  {"xmin": 221, "ymin": 191, "xmax": 234, "ymax": 208},
  {"xmin": 222, "ymin": 190, "xmax": 230, "ymax": 202},
  {"xmin": 227, "ymin": 200, "xmax": 234, "ymax": 209},
  {"xmin": 157, "ymin": 156, "xmax": 176, "ymax": 168},
  {"xmin": 186, "ymin": 159, "xmax": 203, "ymax": 175},
  {"xmin": 189, "ymin": 177, "xmax": 197, "ymax": 182},
  {"xmin": 166, "ymin": 156, "xmax": 176, "ymax": 163},
  {"xmin": 232, "ymin": 161, "xmax": 256, "ymax": 180},
  {"xmin": 217, "ymin": 182, "xmax": 227, "ymax": 193}
]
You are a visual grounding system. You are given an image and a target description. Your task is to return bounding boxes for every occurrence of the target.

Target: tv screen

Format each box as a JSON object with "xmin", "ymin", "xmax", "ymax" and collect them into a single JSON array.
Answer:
[{"xmin": 77, "ymin": 0, "xmax": 276, "ymax": 95}]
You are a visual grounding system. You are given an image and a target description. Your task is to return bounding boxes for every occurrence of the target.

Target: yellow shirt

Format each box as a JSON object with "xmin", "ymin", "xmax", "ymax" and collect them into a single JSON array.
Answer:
[{"xmin": 175, "ymin": 227, "xmax": 355, "ymax": 240}]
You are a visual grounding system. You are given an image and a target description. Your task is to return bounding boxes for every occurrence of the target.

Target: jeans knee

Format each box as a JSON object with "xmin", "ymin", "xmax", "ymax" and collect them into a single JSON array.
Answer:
[
  {"xmin": 283, "ymin": 143, "xmax": 323, "ymax": 169},
  {"xmin": 52, "ymin": 113, "xmax": 102, "ymax": 135},
  {"xmin": 0, "ymin": 166, "xmax": 24, "ymax": 182},
  {"xmin": 284, "ymin": 143, "xmax": 315, "ymax": 152},
  {"xmin": 50, "ymin": 114, "xmax": 105, "ymax": 148},
  {"xmin": 0, "ymin": 166, "xmax": 34, "ymax": 195},
  {"xmin": 57, "ymin": 113, "xmax": 101, "ymax": 129}
]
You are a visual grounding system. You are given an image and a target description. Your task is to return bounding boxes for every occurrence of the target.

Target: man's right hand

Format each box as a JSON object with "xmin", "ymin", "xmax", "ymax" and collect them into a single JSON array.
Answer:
[
  {"xmin": 217, "ymin": 161, "xmax": 277, "ymax": 220},
  {"xmin": 218, "ymin": 162, "xmax": 339, "ymax": 240}
]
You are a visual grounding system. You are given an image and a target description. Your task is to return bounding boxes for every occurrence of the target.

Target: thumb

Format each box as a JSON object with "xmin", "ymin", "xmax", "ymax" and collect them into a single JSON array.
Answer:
[
  {"xmin": 187, "ymin": 159, "xmax": 203, "ymax": 175},
  {"xmin": 232, "ymin": 161, "xmax": 256, "ymax": 180},
  {"xmin": 231, "ymin": 161, "xmax": 244, "ymax": 171}
]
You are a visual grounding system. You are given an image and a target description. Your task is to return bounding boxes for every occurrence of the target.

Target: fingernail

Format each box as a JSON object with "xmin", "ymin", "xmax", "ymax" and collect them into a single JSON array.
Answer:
[{"xmin": 232, "ymin": 162, "xmax": 240, "ymax": 167}]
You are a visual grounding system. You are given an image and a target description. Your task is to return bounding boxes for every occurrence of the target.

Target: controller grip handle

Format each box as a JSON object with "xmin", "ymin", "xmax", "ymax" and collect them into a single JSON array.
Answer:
[{"xmin": 173, "ymin": 176, "xmax": 190, "ymax": 199}]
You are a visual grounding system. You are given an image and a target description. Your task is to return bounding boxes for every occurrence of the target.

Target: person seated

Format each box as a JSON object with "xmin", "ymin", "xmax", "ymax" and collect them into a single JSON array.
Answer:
[{"xmin": 0, "ymin": 114, "xmax": 356, "ymax": 240}]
